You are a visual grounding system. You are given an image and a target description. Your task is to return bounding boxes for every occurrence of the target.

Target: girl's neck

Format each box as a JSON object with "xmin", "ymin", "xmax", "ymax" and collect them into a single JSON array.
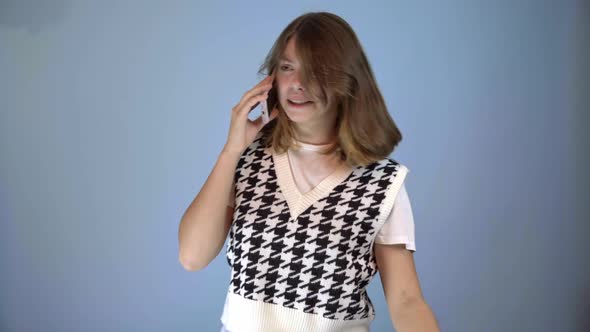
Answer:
[
  {"xmin": 291, "ymin": 133, "xmax": 340, "ymax": 154},
  {"xmin": 292, "ymin": 129, "xmax": 338, "ymax": 146}
]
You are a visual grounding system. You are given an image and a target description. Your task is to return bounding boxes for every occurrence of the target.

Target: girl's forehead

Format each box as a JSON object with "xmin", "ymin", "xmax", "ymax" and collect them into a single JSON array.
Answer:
[
  {"xmin": 281, "ymin": 39, "xmax": 301, "ymax": 64},
  {"xmin": 279, "ymin": 54, "xmax": 297, "ymax": 64}
]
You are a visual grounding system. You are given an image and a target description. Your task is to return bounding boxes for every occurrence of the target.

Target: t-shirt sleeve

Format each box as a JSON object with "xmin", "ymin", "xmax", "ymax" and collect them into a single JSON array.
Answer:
[{"xmin": 374, "ymin": 182, "xmax": 416, "ymax": 251}]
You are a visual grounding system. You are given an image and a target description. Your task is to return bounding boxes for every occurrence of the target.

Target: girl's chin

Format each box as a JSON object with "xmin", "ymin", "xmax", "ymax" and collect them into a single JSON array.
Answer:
[{"xmin": 284, "ymin": 108, "xmax": 312, "ymax": 122}]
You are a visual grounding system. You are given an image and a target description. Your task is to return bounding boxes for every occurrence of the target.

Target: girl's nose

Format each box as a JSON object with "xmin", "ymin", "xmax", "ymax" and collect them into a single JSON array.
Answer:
[{"xmin": 291, "ymin": 73, "xmax": 305, "ymax": 91}]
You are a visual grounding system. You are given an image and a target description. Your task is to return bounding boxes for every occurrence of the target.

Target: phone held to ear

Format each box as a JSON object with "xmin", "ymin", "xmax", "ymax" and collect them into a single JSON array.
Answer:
[
  {"xmin": 261, "ymin": 78, "xmax": 278, "ymax": 124},
  {"xmin": 250, "ymin": 71, "xmax": 278, "ymax": 124},
  {"xmin": 261, "ymin": 98, "xmax": 269, "ymax": 124}
]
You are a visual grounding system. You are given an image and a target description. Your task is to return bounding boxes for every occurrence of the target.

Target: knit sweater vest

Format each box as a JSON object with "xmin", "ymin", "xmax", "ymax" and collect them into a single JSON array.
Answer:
[{"xmin": 222, "ymin": 133, "xmax": 409, "ymax": 332}]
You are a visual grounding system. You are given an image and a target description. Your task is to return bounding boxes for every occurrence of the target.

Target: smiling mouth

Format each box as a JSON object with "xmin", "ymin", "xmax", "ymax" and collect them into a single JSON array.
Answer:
[{"xmin": 288, "ymin": 99, "xmax": 314, "ymax": 107}]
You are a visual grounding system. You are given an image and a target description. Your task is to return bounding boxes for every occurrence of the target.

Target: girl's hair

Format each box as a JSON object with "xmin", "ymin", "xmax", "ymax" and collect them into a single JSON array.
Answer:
[{"xmin": 258, "ymin": 11, "xmax": 403, "ymax": 168}]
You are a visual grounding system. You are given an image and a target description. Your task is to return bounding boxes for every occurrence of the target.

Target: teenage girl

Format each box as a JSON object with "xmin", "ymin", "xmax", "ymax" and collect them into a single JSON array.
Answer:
[{"xmin": 179, "ymin": 11, "xmax": 440, "ymax": 332}]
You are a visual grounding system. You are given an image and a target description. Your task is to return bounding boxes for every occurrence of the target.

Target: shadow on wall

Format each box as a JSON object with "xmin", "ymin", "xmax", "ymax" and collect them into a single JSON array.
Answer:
[
  {"xmin": 573, "ymin": 1, "xmax": 590, "ymax": 331},
  {"xmin": 0, "ymin": 0, "xmax": 71, "ymax": 32}
]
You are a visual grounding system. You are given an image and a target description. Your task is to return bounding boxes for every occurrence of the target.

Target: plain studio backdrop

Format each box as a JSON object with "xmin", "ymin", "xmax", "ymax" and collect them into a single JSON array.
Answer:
[{"xmin": 1, "ymin": 1, "xmax": 588, "ymax": 331}]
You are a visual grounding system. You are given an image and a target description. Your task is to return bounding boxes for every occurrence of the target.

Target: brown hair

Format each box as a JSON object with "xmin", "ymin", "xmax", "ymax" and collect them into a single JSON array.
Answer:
[{"xmin": 257, "ymin": 11, "xmax": 403, "ymax": 168}]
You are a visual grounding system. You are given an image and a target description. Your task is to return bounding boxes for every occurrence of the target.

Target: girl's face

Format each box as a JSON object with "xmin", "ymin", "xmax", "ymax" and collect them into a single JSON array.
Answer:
[{"xmin": 276, "ymin": 38, "xmax": 330, "ymax": 125}]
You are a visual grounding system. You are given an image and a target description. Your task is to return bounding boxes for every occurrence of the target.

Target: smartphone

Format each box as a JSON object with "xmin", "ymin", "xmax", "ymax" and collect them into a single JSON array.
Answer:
[
  {"xmin": 250, "ymin": 70, "xmax": 279, "ymax": 124},
  {"xmin": 257, "ymin": 72, "xmax": 279, "ymax": 124},
  {"xmin": 265, "ymin": 75, "xmax": 279, "ymax": 123},
  {"xmin": 261, "ymin": 97, "xmax": 269, "ymax": 124}
]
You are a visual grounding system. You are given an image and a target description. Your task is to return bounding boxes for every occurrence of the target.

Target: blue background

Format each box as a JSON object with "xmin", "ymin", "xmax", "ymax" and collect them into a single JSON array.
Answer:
[{"xmin": 1, "ymin": 1, "xmax": 588, "ymax": 331}]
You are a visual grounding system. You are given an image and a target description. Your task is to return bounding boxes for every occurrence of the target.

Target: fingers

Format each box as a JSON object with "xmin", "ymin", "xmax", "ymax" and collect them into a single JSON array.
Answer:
[
  {"xmin": 253, "ymin": 107, "xmax": 279, "ymax": 130},
  {"xmin": 235, "ymin": 83, "xmax": 273, "ymax": 116},
  {"xmin": 239, "ymin": 74, "xmax": 274, "ymax": 104},
  {"xmin": 233, "ymin": 69, "xmax": 276, "ymax": 116},
  {"xmin": 236, "ymin": 90, "xmax": 270, "ymax": 117},
  {"xmin": 236, "ymin": 85, "xmax": 271, "ymax": 115},
  {"xmin": 249, "ymin": 69, "xmax": 275, "ymax": 99}
]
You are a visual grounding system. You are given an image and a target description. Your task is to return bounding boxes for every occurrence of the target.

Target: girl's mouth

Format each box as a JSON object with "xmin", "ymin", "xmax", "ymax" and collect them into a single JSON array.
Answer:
[{"xmin": 288, "ymin": 99, "xmax": 314, "ymax": 107}]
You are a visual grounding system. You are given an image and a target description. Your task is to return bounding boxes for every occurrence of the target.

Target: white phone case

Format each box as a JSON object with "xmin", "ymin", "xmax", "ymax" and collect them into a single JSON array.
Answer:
[{"xmin": 261, "ymin": 98, "xmax": 269, "ymax": 124}]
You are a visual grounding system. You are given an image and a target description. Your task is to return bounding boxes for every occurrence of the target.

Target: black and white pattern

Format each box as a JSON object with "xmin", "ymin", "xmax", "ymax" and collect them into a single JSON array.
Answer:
[{"xmin": 226, "ymin": 134, "xmax": 405, "ymax": 321}]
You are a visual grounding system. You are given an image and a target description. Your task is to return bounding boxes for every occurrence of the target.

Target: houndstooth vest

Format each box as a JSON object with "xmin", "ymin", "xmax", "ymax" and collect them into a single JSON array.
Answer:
[{"xmin": 224, "ymin": 132, "xmax": 409, "ymax": 330}]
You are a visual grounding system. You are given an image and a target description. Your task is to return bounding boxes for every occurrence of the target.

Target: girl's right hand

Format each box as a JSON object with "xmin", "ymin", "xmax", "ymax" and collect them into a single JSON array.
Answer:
[{"xmin": 223, "ymin": 71, "xmax": 279, "ymax": 156}]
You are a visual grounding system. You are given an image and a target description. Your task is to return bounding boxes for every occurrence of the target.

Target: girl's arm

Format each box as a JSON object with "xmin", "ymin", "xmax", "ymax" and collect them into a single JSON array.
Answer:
[
  {"xmin": 374, "ymin": 243, "xmax": 441, "ymax": 332},
  {"xmin": 178, "ymin": 148, "xmax": 240, "ymax": 271},
  {"xmin": 178, "ymin": 70, "xmax": 275, "ymax": 272}
]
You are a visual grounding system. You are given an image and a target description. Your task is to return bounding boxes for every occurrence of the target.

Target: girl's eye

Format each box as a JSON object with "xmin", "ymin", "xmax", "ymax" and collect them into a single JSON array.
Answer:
[{"xmin": 280, "ymin": 65, "xmax": 291, "ymax": 71}]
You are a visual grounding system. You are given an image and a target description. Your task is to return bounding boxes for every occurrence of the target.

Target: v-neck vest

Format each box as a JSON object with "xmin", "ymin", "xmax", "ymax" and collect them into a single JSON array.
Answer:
[{"xmin": 223, "ymin": 133, "xmax": 409, "ymax": 332}]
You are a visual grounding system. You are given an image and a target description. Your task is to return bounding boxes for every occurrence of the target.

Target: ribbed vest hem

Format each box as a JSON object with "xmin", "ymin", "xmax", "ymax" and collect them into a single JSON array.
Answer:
[{"xmin": 221, "ymin": 290, "xmax": 373, "ymax": 332}]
